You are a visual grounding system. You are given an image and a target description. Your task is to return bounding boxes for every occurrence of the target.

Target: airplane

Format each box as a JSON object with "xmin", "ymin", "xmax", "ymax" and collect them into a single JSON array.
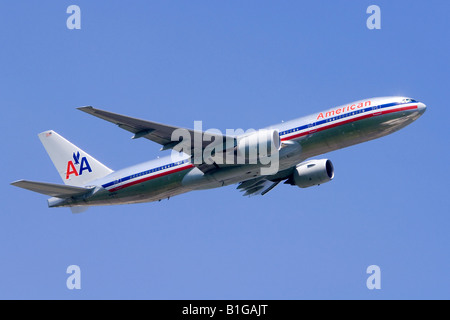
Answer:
[{"xmin": 11, "ymin": 96, "xmax": 426, "ymax": 213}]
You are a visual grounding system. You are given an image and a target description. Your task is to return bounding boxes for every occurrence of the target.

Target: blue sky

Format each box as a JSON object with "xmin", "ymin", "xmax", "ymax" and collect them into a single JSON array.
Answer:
[{"xmin": 0, "ymin": 1, "xmax": 448, "ymax": 299}]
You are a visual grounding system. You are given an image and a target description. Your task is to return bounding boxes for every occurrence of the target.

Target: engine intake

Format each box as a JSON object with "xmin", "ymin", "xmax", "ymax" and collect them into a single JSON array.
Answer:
[{"xmin": 292, "ymin": 159, "xmax": 334, "ymax": 188}]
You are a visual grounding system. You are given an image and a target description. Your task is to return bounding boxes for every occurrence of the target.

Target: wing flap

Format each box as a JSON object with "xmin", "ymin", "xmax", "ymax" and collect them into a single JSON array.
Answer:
[
  {"xmin": 237, "ymin": 178, "xmax": 282, "ymax": 197},
  {"xmin": 11, "ymin": 180, "xmax": 92, "ymax": 198}
]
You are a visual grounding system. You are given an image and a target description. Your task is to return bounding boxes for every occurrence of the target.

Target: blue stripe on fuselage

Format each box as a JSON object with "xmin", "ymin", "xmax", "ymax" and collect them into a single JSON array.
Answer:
[
  {"xmin": 102, "ymin": 159, "xmax": 191, "ymax": 189},
  {"xmin": 279, "ymin": 101, "xmax": 403, "ymax": 137}
]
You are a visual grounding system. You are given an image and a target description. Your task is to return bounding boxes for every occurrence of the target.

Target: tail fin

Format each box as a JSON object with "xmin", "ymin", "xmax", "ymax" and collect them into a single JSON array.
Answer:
[{"xmin": 38, "ymin": 130, "xmax": 113, "ymax": 186}]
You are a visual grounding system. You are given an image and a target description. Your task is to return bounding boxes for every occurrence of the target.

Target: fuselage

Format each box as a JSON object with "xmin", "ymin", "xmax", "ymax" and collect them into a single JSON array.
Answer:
[{"xmin": 49, "ymin": 96, "xmax": 426, "ymax": 208}]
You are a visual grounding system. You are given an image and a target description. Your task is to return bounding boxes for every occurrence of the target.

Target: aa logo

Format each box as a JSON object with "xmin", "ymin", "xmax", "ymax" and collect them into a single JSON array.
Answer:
[{"xmin": 66, "ymin": 151, "xmax": 92, "ymax": 179}]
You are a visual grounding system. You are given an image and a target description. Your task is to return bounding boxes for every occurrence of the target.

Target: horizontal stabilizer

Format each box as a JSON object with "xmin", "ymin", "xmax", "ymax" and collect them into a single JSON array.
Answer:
[{"xmin": 11, "ymin": 180, "xmax": 92, "ymax": 198}]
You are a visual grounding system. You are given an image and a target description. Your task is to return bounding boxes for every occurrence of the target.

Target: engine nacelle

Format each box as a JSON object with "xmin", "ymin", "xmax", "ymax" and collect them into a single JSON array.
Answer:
[
  {"xmin": 237, "ymin": 129, "xmax": 281, "ymax": 161},
  {"xmin": 292, "ymin": 159, "xmax": 334, "ymax": 188}
]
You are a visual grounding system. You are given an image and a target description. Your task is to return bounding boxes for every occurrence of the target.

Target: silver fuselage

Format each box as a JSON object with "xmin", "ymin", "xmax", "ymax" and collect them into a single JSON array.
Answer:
[{"xmin": 49, "ymin": 96, "xmax": 426, "ymax": 208}]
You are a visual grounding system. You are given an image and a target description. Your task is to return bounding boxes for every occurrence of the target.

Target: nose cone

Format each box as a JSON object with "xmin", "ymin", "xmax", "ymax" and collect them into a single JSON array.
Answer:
[{"xmin": 417, "ymin": 102, "xmax": 427, "ymax": 115}]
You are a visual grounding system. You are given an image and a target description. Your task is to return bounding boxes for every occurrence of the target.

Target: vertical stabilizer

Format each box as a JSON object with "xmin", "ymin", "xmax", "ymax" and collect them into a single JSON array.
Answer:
[{"xmin": 38, "ymin": 130, "xmax": 113, "ymax": 186}]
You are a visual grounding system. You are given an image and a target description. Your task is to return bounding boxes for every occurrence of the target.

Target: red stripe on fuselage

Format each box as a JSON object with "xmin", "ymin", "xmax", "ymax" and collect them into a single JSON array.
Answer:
[
  {"xmin": 108, "ymin": 164, "xmax": 195, "ymax": 192},
  {"xmin": 281, "ymin": 105, "xmax": 418, "ymax": 142}
]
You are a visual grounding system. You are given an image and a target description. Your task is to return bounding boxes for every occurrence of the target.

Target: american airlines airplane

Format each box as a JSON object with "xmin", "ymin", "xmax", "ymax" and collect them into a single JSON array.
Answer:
[{"xmin": 11, "ymin": 96, "xmax": 426, "ymax": 212}]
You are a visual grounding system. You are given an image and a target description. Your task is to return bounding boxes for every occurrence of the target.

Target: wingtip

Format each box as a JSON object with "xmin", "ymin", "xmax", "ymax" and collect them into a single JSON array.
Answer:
[
  {"xmin": 77, "ymin": 106, "xmax": 94, "ymax": 112},
  {"xmin": 10, "ymin": 180, "xmax": 23, "ymax": 186}
]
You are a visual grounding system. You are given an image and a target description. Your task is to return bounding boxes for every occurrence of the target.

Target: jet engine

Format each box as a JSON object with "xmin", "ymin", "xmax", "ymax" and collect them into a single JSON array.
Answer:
[
  {"xmin": 236, "ymin": 129, "xmax": 281, "ymax": 161},
  {"xmin": 290, "ymin": 159, "xmax": 334, "ymax": 188}
]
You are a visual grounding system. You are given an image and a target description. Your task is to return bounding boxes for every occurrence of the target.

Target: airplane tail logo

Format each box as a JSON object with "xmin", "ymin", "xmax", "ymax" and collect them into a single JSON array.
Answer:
[
  {"xmin": 73, "ymin": 151, "xmax": 81, "ymax": 164},
  {"xmin": 38, "ymin": 130, "xmax": 113, "ymax": 187},
  {"xmin": 66, "ymin": 151, "xmax": 93, "ymax": 180}
]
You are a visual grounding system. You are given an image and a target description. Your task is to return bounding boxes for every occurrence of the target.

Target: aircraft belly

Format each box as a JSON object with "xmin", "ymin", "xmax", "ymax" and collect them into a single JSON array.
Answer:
[
  {"xmin": 86, "ymin": 169, "xmax": 192, "ymax": 206},
  {"xmin": 298, "ymin": 110, "xmax": 420, "ymax": 159}
]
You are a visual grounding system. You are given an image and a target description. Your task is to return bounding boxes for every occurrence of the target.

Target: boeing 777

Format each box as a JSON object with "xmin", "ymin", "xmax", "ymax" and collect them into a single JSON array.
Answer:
[{"xmin": 11, "ymin": 96, "xmax": 426, "ymax": 212}]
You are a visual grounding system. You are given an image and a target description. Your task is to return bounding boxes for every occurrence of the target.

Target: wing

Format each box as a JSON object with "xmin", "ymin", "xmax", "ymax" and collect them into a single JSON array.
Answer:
[
  {"xmin": 237, "ymin": 177, "xmax": 282, "ymax": 197},
  {"xmin": 78, "ymin": 106, "xmax": 236, "ymax": 173}
]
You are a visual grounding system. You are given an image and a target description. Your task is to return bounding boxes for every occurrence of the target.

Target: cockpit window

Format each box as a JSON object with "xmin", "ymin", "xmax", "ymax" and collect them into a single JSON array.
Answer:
[{"xmin": 403, "ymin": 98, "xmax": 417, "ymax": 103}]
